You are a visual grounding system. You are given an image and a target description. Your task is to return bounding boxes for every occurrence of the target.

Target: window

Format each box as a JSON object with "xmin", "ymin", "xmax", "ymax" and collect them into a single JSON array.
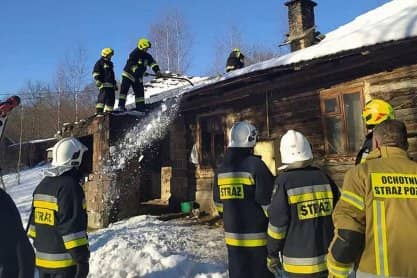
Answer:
[
  {"xmin": 320, "ymin": 87, "xmax": 365, "ymax": 155},
  {"xmin": 199, "ymin": 116, "xmax": 225, "ymax": 167}
]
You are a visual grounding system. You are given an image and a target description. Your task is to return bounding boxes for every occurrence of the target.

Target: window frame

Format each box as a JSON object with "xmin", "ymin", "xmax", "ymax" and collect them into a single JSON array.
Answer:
[
  {"xmin": 197, "ymin": 114, "xmax": 226, "ymax": 168},
  {"xmin": 320, "ymin": 86, "xmax": 366, "ymax": 156}
]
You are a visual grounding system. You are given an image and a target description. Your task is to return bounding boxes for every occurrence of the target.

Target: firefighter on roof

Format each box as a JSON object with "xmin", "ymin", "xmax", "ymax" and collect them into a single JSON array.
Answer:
[
  {"xmin": 226, "ymin": 48, "xmax": 245, "ymax": 72},
  {"xmin": 266, "ymin": 130, "xmax": 339, "ymax": 277},
  {"xmin": 92, "ymin": 48, "xmax": 117, "ymax": 115},
  {"xmin": 116, "ymin": 38, "xmax": 162, "ymax": 112},
  {"xmin": 327, "ymin": 119, "xmax": 417, "ymax": 277},
  {"xmin": 28, "ymin": 137, "xmax": 90, "ymax": 278},
  {"xmin": 213, "ymin": 121, "xmax": 274, "ymax": 278}
]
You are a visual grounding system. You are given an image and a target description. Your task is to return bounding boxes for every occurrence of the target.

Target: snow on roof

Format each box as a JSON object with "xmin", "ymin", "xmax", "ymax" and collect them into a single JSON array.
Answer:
[
  {"xmin": 121, "ymin": 74, "xmax": 208, "ymax": 106},
  {"xmin": 143, "ymin": 0, "xmax": 417, "ymax": 102},
  {"xmin": 230, "ymin": 0, "xmax": 417, "ymax": 75},
  {"xmin": 123, "ymin": 0, "xmax": 417, "ymax": 106}
]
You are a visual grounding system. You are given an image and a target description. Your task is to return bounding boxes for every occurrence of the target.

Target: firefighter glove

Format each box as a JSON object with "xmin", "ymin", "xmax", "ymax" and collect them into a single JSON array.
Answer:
[
  {"xmin": 156, "ymin": 71, "xmax": 163, "ymax": 78},
  {"xmin": 95, "ymin": 80, "xmax": 102, "ymax": 88},
  {"xmin": 267, "ymin": 256, "xmax": 282, "ymax": 277},
  {"xmin": 75, "ymin": 262, "xmax": 89, "ymax": 278}
]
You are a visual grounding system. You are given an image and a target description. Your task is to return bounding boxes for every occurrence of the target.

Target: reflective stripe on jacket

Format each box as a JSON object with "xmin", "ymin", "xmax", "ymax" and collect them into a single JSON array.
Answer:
[
  {"xmin": 92, "ymin": 57, "xmax": 116, "ymax": 88},
  {"xmin": 123, "ymin": 48, "xmax": 160, "ymax": 78},
  {"xmin": 328, "ymin": 146, "xmax": 417, "ymax": 277},
  {"xmin": 213, "ymin": 148, "xmax": 274, "ymax": 247},
  {"xmin": 267, "ymin": 166, "xmax": 339, "ymax": 277},
  {"xmin": 29, "ymin": 168, "xmax": 89, "ymax": 271}
]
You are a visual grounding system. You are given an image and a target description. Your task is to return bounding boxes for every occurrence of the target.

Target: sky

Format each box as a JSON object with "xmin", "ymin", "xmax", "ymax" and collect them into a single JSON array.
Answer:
[{"xmin": 0, "ymin": 0, "xmax": 390, "ymax": 95}]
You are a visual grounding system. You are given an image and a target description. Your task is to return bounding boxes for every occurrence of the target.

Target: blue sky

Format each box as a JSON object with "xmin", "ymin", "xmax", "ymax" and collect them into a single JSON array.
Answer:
[{"xmin": 0, "ymin": 0, "xmax": 389, "ymax": 94}]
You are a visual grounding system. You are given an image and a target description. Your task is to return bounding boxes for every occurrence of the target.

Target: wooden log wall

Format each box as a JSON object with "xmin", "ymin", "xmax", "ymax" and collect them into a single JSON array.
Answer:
[{"xmin": 184, "ymin": 64, "xmax": 417, "ymax": 202}]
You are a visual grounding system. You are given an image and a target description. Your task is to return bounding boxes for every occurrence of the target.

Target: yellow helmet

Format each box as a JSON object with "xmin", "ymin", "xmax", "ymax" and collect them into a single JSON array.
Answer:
[
  {"xmin": 362, "ymin": 99, "xmax": 395, "ymax": 126},
  {"xmin": 233, "ymin": 48, "xmax": 240, "ymax": 52},
  {"xmin": 137, "ymin": 38, "xmax": 151, "ymax": 50},
  {"xmin": 101, "ymin": 48, "xmax": 114, "ymax": 57}
]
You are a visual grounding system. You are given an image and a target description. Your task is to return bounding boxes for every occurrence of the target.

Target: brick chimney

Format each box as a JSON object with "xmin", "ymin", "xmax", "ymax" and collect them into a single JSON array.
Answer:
[{"xmin": 285, "ymin": 0, "xmax": 318, "ymax": 52}]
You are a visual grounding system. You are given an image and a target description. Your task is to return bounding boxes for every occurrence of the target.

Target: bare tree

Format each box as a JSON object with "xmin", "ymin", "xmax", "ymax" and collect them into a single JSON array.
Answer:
[
  {"xmin": 53, "ymin": 45, "xmax": 90, "ymax": 124},
  {"xmin": 149, "ymin": 10, "xmax": 193, "ymax": 74}
]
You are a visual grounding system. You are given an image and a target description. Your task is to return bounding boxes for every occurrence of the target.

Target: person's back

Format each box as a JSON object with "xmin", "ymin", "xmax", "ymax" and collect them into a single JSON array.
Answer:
[
  {"xmin": 349, "ymin": 147, "xmax": 417, "ymax": 276},
  {"xmin": 0, "ymin": 188, "xmax": 35, "ymax": 278},
  {"xmin": 216, "ymin": 148, "xmax": 272, "ymax": 234},
  {"xmin": 213, "ymin": 121, "xmax": 274, "ymax": 278},
  {"xmin": 29, "ymin": 137, "xmax": 90, "ymax": 278},
  {"xmin": 267, "ymin": 130, "xmax": 339, "ymax": 278},
  {"xmin": 328, "ymin": 119, "xmax": 417, "ymax": 277},
  {"xmin": 271, "ymin": 167, "xmax": 338, "ymax": 257}
]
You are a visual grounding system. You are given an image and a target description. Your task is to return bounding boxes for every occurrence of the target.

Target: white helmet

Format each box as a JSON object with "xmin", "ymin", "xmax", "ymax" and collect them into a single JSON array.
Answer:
[
  {"xmin": 228, "ymin": 121, "xmax": 258, "ymax": 148},
  {"xmin": 280, "ymin": 130, "xmax": 313, "ymax": 165},
  {"xmin": 48, "ymin": 137, "xmax": 88, "ymax": 167}
]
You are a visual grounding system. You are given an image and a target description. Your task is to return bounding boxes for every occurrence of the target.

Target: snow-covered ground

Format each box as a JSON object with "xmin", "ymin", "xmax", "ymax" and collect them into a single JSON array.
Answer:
[{"xmin": 4, "ymin": 167, "xmax": 228, "ymax": 278}]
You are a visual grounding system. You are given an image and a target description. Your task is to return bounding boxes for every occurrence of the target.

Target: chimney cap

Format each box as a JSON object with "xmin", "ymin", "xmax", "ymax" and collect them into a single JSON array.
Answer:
[{"xmin": 285, "ymin": 0, "xmax": 317, "ymax": 7}]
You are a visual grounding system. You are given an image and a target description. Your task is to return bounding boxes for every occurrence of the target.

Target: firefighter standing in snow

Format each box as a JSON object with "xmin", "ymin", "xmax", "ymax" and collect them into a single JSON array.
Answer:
[
  {"xmin": 266, "ymin": 130, "xmax": 339, "ymax": 277},
  {"xmin": 213, "ymin": 121, "xmax": 274, "ymax": 278},
  {"xmin": 92, "ymin": 48, "xmax": 117, "ymax": 115},
  {"xmin": 28, "ymin": 137, "xmax": 90, "ymax": 278},
  {"xmin": 327, "ymin": 120, "xmax": 417, "ymax": 277},
  {"xmin": 117, "ymin": 38, "xmax": 162, "ymax": 112},
  {"xmin": 355, "ymin": 99, "xmax": 394, "ymax": 165},
  {"xmin": 0, "ymin": 187, "xmax": 35, "ymax": 278},
  {"xmin": 226, "ymin": 48, "xmax": 245, "ymax": 72}
]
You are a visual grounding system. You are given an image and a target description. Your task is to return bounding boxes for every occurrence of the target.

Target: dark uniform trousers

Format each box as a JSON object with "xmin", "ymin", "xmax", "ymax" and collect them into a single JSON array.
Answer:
[
  {"xmin": 97, "ymin": 87, "xmax": 115, "ymax": 112},
  {"xmin": 228, "ymin": 246, "xmax": 273, "ymax": 278},
  {"xmin": 38, "ymin": 266, "xmax": 76, "ymax": 278},
  {"xmin": 119, "ymin": 76, "xmax": 144, "ymax": 110}
]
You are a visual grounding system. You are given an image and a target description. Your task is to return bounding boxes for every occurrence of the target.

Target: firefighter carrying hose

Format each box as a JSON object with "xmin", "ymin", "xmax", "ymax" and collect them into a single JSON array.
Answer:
[
  {"xmin": 28, "ymin": 137, "xmax": 90, "ymax": 278},
  {"xmin": 267, "ymin": 130, "xmax": 339, "ymax": 277},
  {"xmin": 213, "ymin": 121, "xmax": 274, "ymax": 278},
  {"xmin": 327, "ymin": 119, "xmax": 417, "ymax": 277}
]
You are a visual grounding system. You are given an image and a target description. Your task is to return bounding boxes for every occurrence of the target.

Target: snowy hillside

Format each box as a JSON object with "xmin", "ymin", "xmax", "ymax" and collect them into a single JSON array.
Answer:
[{"xmin": 4, "ymin": 167, "xmax": 228, "ymax": 278}]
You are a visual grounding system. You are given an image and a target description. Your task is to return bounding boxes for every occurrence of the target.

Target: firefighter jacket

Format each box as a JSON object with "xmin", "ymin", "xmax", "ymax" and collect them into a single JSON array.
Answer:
[
  {"xmin": 0, "ymin": 188, "xmax": 35, "ymax": 278},
  {"xmin": 327, "ymin": 146, "xmax": 417, "ymax": 277},
  {"xmin": 122, "ymin": 48, "xmax": 160, "ymax": 82},
  {"xmin": 226, "ymin": 51, "xmax": 244, "ymax": 72},
  {"xmin": 92, "ymin": 57, "xmax": 116, "ymax": 90},
  {"xmin": 355, "ymin": 132, "xmax": 373, "ymax": 165},
  {"xmin": 213, "ymin": 148, "xmax": 274, "ymax": 248},
  {"xmin": 267, "ymin": 166, "xmax": 339, "ymax": 277},
  {"xmin": 28, "ymin": 168, "xmax": 89, "ymax": 272}
]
